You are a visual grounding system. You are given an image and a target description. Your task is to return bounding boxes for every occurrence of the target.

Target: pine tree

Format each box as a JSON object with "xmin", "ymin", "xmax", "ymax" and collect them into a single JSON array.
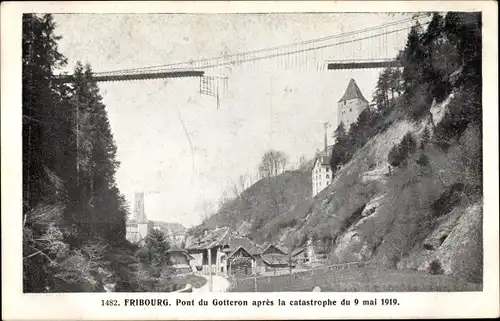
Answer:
[
  {"xmin": 330, "ymin": 122, "xmax": 348, "ymax": 172},
  {"xmin": 69, "ymin": 63, "xmax": 126, "ymax": 243},
  {"xmin": 144, "ymin": 229, "xmax": 171, "ymax": 267},
  {"xmin": 22, "ymin": 14, "xmax": 72, "ymax": 292},
  {"xmin": 23, "ymin": 14, "xmax": 70, "ymax": 210},
  {"xmin": 23, "ymin": 14, "xmax": 132, "ymax": 292},
  {"xmin": 401, "ymin": 22, "xmax": 426, "ymax": 105}
]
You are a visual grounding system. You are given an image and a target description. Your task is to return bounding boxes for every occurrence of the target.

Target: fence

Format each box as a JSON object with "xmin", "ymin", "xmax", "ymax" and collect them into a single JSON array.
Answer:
[{"xmin": 229, "ymin": 260, "xmax": 376, "ymax": 292}]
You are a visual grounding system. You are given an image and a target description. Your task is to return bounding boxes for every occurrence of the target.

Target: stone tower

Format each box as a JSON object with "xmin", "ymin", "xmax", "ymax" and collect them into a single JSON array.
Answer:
[
  {"xmin": 337, "ymin": 78, "xmax": 369, "ymax": 130},
  {"xmin": 134, "ymin": 192, "xmax": 148, "ymax": 240}
]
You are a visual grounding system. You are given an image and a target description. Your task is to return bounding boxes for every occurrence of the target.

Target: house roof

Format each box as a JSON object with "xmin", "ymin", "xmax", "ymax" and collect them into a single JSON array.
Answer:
[
  {"xmin": 186, "ymin": 227, "xmax": 264, "ymax": 254},
  {"xmin": 261, "ymin": 244, "xmax": 287, "ymax": 255},
  {"xmin": 314, "ymin": 156, "xmax": 330, "ymax": 167},
  {"xmin": 338, "ymin": 78, "xmax": 368, "ymax": 103},
  {"xmin": 291, "ymin": 247, "xmax": 306, "ymax": 256},
  {"xmin": 167, "ymin": 245, "xmax": 194, "ymax": 260},
  {"xmin": 235, "ymin": 221, "xmax": 252, "ymax": 235},
  {"xmin": 167, "ymin": 245, "xmax": 185, "ymax": 252},
  {"xmin": 227, "ymin": 246, "xmax": 256, "ymax": 260},
  {"xmin": 261, "ymin": 253, "xmax": 291, "ymax": 266},
  {"xmin": 313, "ymin": 146, "xmax": 333, "ymax": 169}
]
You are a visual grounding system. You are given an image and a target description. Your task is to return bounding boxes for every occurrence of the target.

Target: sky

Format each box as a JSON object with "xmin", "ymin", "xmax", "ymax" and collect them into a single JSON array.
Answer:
[{"xmin": 52, "ymin": 13, "xmax": 415, "ymax": 227}]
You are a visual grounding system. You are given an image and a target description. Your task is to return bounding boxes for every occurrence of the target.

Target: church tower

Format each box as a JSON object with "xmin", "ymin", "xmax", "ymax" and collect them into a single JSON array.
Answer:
[
  {"xmin": 134, "ymin": 192, "xmax": 148, "ymax": 240},
  {"xmin": 337, "ymin": 78, "xmax": 369, "ymax": 130}
]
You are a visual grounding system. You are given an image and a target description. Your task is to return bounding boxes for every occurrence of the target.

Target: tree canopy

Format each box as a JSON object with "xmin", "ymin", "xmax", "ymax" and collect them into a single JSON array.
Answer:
[{"xmin": 22, "ymin": 14, "xmax": 132, "ymax": 292}]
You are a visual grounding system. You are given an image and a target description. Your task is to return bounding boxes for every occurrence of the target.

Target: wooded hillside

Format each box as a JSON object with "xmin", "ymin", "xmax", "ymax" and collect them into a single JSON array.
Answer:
[{"xmin": 22, "ymin": 14, "xmax": 136, "ymax": 292}]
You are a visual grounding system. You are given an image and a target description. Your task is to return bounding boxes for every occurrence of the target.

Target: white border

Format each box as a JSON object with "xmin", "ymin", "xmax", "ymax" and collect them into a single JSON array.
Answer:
[{"xmin": 1, "ymin": 1, "xmax": 498, "ymax": 320}]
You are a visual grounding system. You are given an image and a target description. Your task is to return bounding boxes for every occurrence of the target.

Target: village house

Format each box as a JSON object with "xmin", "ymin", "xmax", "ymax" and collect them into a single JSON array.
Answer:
[
  {"xmin": 291, "ymin": 247, "xmax": 309, "ymax": 266},
  {"xmin": 226, "ymin": 246, "xmax": 256, "ymax": 276},
  {"xmin": 184, "ymin": 227, "xmax": 307, "ymax": 276},
  {"xmin": 151, "ymin": 221, "xmax": 187, "ymax": 247},
  {"xmin": 311, "ymin": 150, "xmax": 333, "ymax": 197},
  {"xmin": 254, "ymin": 244, "xmax": 294, "ymax": 273},
  {"xmin": 185, "ymin": 227, "xmax": 264, "ymax": 276}
]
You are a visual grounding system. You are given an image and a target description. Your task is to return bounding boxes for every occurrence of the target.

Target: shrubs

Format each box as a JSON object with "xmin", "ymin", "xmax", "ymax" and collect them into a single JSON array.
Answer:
[
  {"xmin": 428, "ymin": 260, "xmax": 445, "ymax": 275},
  {"xmin": 416, "ymin": 153, "xmax": 429, "ymax": 167},
  {"xmin": 388, "ymin": 132, "xmax": 418, "ymax": 167},
  {"xmin": 388, "ymin": 145, "xmax": 405, "ymax": 167},
  {"xmin": 400, "ymin": 132, "xmax": 417, "ymax": 156},
  {"xmin": 434, "ymin": 89, "xmax": 481, "ymax": 145},
  {"xmin": 431, "ymin": 183, "xmax": 465, "ymax": 217},
  {"xmin": 420, "ymin": 127, "xmax": 431, "ymax": 149}
]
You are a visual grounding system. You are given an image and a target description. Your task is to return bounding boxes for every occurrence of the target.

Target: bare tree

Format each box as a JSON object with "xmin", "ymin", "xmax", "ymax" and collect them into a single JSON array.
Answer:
[
  {"xmin": 217, "ymin": 189, "xmax": 233, "ymax": 211},
  {"xmin": 238, "ymin": 173, "xmax": 249, "ymax": 192},
  {"xmin": 199, "ymin": 200, "xmax": 214, "ymax": 222},
  {"xmin": 258, "ymin": 150, "xmax": 289, "ymax": 178},
  {"xmin": 298, "ymin": 155, "xmax": 309, "ymax": 170},
  {"xmin": 228, "ymin": 173, "xmax": 253, "ymax": 200},
  {"xmin": 230, "ymin": 181, "xmax": 240, "ymax": 199}
]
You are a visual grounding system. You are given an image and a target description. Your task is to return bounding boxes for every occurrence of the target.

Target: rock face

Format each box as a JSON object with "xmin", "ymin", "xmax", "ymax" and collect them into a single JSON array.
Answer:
[
  {"xmin": 188, "ymin": 91, "xmax": 482, "ymax": 285},
  {"xmin": 332, "ymin": 193, "xmax": 386, "ymax": 263},
  {"xmin": 398, "ymin": 203, "xmax": 483, "ymax": 283},
  {"xmin": 290, "ymin": 93, "xmax": 481, "ymax": 283}
]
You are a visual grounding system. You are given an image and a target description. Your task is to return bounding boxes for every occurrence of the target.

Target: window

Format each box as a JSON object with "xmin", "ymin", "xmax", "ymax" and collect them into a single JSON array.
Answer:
[
  {"xmin": 326, "ymin": 175, "xmax": 330, "ymax": 179},
  {"xmin": 349, "ymin": 108, "xmax": 352, "ymax": 112},
  {"xmin": 344, "ymin": 101, "xmax": 346, "ymax": 105}
]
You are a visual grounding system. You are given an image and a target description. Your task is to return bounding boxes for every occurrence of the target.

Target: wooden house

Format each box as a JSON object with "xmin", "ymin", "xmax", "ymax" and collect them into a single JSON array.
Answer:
[
  {"xmin": 185, "ymin": 227, "xmax": 263, "ymax": 276},
  {"xmin": 254, "ymin": 244, "xmax": 294, "ymax": 273},
  {"xmin": 291, "ymin": 247, "xmax": 309, "ymax": 266},
  {"xmin": 226, "ymin": 246, "xmax": 256, "ymax": 276}
]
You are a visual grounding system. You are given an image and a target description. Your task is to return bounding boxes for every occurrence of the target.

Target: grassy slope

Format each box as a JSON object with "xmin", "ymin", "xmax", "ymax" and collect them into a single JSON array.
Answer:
[
  {"xmin": 189, "ymin": 168, "xmax": 313, "ymax": 245},
  {"xmin": 229, "ymin": 267, "xmax": 481, "ymax": 292}
]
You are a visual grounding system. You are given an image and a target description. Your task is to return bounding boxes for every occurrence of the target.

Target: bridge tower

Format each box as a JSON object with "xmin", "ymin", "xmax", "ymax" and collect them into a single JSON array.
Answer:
[{"xmin": 337, "ymin": 78, "xmax": 369, "ymax": 130}]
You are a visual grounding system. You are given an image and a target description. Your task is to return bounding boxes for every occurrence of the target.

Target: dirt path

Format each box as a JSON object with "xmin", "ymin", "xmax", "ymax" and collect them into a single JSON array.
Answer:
[{"xmin": 192, "ymin": 274, "xmax": 230, "ymax": 293}]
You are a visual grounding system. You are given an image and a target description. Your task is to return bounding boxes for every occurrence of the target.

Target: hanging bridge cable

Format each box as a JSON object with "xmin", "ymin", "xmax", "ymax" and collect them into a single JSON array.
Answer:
[
  {"xmin": 71, "ymin": 18, "xmax": 429, "ymax": 83},
  {"xmin": 185, "ymin": 24, "xmax": 430, "ymax": 72},
  {"xmin": 92, "ymin": 15, "xmax": 426, "ymax": 76}
]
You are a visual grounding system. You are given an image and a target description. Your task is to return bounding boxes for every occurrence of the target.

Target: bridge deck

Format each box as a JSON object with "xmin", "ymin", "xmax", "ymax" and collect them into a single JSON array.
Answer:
[
  {"xmin": 327, "ymin": 60, "xmax": 401, "ymax": 70},
  {"xmin": 55, "ymin": 70, "xmax": 205, "ymax": 83}
]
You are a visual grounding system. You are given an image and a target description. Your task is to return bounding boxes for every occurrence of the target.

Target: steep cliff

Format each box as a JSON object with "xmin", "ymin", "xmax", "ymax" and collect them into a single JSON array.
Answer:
[{"xmin": 189, "ymin": 12, "xmax": 483, "ymax": 285}]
